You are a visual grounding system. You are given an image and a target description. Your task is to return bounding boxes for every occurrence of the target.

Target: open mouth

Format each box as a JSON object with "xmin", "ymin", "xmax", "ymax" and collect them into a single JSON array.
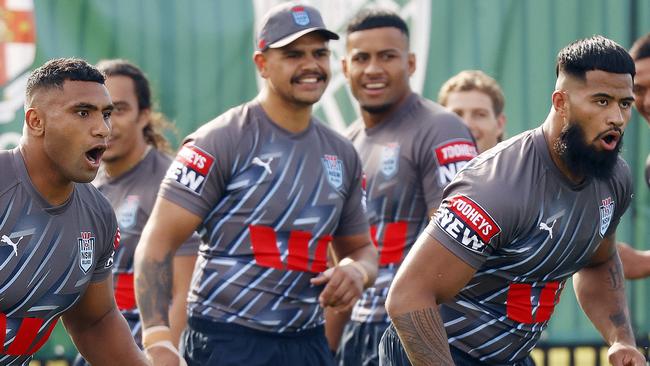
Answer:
[
  {"xmin": 598, "ymin": 130, "xmax": 621, "ymax": 150},
  {"xmin": 85, "ymin": 145, "xmax": 106, "ymax": 165}
]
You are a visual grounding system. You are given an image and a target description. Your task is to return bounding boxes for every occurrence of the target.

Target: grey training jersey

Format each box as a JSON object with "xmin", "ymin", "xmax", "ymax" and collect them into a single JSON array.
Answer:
[
  {"xmin": 427, "ymin": 127, "xmax": 632, "ymax": 365},
  {"xmin": 159, "ymin": 100, "xmax": 369, "ymax": 333},
  {"xmin": 94, "ymin": 148, "xmax": 200, "ymax": 342},
  {"xmin": 0, "ymin": 149, "xmax": 118, "ymax": 365},
  {"xmin": 347, "ymin": 93, "xmax": 477, "ymax": 323}
]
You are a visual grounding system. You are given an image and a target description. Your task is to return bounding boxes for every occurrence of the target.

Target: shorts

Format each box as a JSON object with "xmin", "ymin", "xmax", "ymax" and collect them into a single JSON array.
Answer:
[
  {"xmin": 378, "ymin": 323, "xmax": 535, "ymax": 366},
  {"xmin": 181, "ymin": 316, "xmax": 335, "ymax": 366},
  {"xmin": 337, "ymin": 320, "xmax": 389, "ymax": 366}
]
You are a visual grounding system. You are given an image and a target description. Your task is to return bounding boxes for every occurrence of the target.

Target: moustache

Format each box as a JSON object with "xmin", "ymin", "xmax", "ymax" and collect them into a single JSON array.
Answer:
[{"xmin": 290, "ymin": 73, "xmax": 327, "ymax": 84}]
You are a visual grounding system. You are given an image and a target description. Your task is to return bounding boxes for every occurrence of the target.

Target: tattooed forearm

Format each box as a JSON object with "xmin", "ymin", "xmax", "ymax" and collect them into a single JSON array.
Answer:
[
  {"xmin": 609, "ymin": 311, "xmax": 627, "ymax": 327},
  {"xmin": 392, "ymin": 308, "xmax": 453, "ymax": 366},
  {"xmin": 135, "ymin": 252, "xmax": 174, "ymax": 327},
  {"xmin": 607, "ymin": 257, "xmax": 623, "ymax": 290}
]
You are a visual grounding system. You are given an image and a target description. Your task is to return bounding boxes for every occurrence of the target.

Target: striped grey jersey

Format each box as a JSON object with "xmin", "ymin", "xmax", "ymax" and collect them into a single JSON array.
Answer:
[
  {"xmin": 159, "ymin": 100, "xmax": 369, "ymax": 333},
  {"xmin": 0, "ymin": 149, "xmax": 118, "ymax": 365},
  {"xmin": 93, "ymin": 148, "xmax": 200, "ymax": 343},
  {"xmin": 426, "ymin": 127, "xmax": 632, "ymax": 365},
  {"xmin": 346, "ymin": 93, "xmax": 477, "ymax": 323}
]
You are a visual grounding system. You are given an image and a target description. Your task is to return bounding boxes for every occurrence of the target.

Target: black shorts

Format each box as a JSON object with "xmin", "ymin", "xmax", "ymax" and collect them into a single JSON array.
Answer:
[
  {"xmin": 181, "ymin": 316, "xmax": 335, "ymax": 366},
  {"xmin": 337, "ymin": 320, "xmax": 389, "ymax": 366},
  {"xmin": 378, "ymin": 323, "xmax": 535, "ymax": 366}
]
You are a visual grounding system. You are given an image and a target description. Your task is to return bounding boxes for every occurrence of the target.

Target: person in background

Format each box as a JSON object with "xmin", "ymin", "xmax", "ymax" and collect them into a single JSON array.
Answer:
[{"xmin": 327, "ymin": 9, "xmax": 477, "ymax": 366}]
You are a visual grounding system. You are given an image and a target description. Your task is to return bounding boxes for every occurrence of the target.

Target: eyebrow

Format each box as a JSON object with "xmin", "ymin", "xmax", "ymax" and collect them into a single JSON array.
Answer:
[
  {"xmin": 590, "ymin": 93, "xmax": 635, "ymax": 102},
  {"xmin": 72, "ymin": 102, "xmax": 114, "ymax": 112}
]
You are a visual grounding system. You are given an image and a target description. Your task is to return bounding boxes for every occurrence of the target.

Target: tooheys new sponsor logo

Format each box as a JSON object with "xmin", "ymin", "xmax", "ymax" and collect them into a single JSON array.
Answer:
[
  {"xmin": 166, "ymin": 144, "xmax": 215, "ymax": 194},
  {"xmin": 434, "ymin": 140, "xmax": 478, "ymax": 185},
  {"xmin": 433, "ymin": 194, "xmax": 500, "ymax": 253}
]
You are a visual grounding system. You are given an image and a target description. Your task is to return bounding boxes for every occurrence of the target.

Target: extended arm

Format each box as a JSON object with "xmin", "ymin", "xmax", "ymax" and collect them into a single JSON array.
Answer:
[
  {"xmin": 134, "ymin": 197, "xmax": 202, "ymax": 365},
  {"xmin": 385, "ymin": 233, "xmax": 476, "ymax": 366},
  {"xmin": 169, "ymin": 254, "xmax": 197, "ymax": 344},
  {"xmin": 311, "ymin": 233, "xmax": 378, "ymax": 313},
  {"xmin": 574, "ymin": 234, "xmax": 646, "ymax": 366},
  {"xmin": 616, "ymin": 242, "xmax": 650, "ymax": 280},
  {"xmin": 63, "ymin": 277, "xmax": 149, "ymax": 365}
]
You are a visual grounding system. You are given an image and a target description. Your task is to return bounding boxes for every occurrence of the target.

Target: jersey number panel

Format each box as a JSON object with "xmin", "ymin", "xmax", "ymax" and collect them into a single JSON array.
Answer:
[
  {"xmin": 506, "ymin": 281, "xmax": 561, "ymax": 323},
  {"xmin": 370, "ymin": 222, "xmax": 408, "ymax": 265},
  {"xmin": 0, "ymin": 314, "xmax": 58, "ymax": 356},
  {"xmin": 249, "ymin": 225, "xmax": 331, "ymax": 272}
]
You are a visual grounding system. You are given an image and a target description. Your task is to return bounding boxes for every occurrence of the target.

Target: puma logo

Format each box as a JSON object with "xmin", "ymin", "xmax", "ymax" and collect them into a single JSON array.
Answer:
[
  {"xmin": 252, "ymin": 157, "xmax": 274, "ymax": 175},
  {"xmin": 1, "ymin": 235, "xmax": 23, "ymax": 257},
  {"xmin": 539, "ymin": 220, "xmax": 556, "ymax": 239}
]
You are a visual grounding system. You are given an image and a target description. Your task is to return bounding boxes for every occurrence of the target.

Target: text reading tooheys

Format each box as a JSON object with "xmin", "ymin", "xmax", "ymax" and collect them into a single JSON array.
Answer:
[
  {"xmin": 78, "ymin": 231, "xmax": 95, "ymax": 273},
  {"xmin": 434, "ymin": 140, "xmax": 478, "ymax": 185},
  {"xmin": 166, "ymin": 144, "xmax": 215, "ymax": 194},
  {"xmin": 433, "ymin": 194, "xmax": 500, "ymax": 253}
]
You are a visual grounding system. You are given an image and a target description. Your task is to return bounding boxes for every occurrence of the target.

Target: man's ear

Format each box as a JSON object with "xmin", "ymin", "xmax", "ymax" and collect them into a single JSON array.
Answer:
[
  {"xmin": 253, "ymin": 51, "xmax": 268, "ymax": 79},
  {"xmin": 552, "ymin": 90, "xmax": 569, "ymax": 118},
  {"xmin": 25, "ymin": 107, "xmax": 45, "ymax": 137},
  {"xmin": 137, "ymin": 108, "xmax": 151, "ymax": 129},
  {"xmin": 407, "ymin": 52, "xmax": 416, "ymax": 77},
  {"xmin": 341, "ymin": 56, "xmax": 349, "ymax": 78}
]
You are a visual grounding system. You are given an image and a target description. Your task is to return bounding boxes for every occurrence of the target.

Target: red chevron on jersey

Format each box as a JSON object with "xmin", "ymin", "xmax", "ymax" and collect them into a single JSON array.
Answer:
[{"xmin": 435, "ymin": 140, "xmax": 478, "ymax": 165}]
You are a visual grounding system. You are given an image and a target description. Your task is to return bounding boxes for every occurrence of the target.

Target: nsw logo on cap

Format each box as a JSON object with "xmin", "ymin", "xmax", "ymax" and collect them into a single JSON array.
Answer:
[{"xmin": 291, "ymin": 6, "xmax": 310, "ymax": 26}]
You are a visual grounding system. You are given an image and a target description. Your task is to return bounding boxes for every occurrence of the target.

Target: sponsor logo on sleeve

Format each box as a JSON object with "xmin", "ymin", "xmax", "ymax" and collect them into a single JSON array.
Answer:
[
  {"xmin": 322, "ymin": 154, "xmax": 343, "ymax": 190},
  {"xmin": 599, "ymin": 196, "xmax": 615, "ymax": 236},
  {"xmin": 78, "ymin": 231, "xmax": 95, "ymax": 273},
  {"xmin": 434, "ymin": 140, "xmax": 478, "ymax": 185},
  {"xmin": 166, "ymin": 144, "xmax": 215, "ymax": 194},
  {"xmin": 433, "ymin": 194, "xmax": 500, "ymax": 253}
]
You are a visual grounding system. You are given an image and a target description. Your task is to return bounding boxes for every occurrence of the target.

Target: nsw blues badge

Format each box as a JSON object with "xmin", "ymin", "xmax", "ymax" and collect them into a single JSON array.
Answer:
[
  {"xmin": 380, "ymin": 143, "xmax": 400, "ymax": 179},
  {"xmin": 78, "ymin": 231, "xmax": 95, "ymax": 273},
  {"xmin": 291, "ymin": 6, "xmax": 310, "ymax": 26},
  {"xmin": 599, "ymin": 197, "xmax": 615, "ymax": 236},
  {"xmin": 322, "ymin": 154, "xmax": 343, "ymax": 190},
  {"xmin": 117, "ymin": 195, "xmax": 139, "ymax": 229}
]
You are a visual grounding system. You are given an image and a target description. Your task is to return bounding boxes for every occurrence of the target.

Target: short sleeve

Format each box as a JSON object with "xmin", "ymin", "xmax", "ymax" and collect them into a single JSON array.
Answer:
[
  {"xmin": 424, "ymin": 162, "xmax": 519, "ymax": 269},
  {"xmin": 419, "ymin": 113, "xmax": 477, "ymax": 212},
  {"xmin": 92, "ymin": 213, "xmax": 120, "ymax": 282},
  {"xmin": 605, "ymin": 158, "xmax": 634, "ymax": 237},
  {"xmin": 334, "ymin": 148, "xmax": 370, "ymax": 237},
  {"xmin": 159, "ymin": 120, "xmax": 236, "ymax": 219}
]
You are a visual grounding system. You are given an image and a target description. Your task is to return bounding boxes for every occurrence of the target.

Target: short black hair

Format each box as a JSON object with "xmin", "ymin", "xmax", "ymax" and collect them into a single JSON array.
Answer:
[
  {"xmin": 26, "ymin": 58, "xmax": 105, "ymax": 99},
  {"xmin": 630, "ymin": 32, "xmax": 650, "ymax": 61},
  {"xmin": 96, "ymin": 59, "xmax": 151, "ymax": 110},
  {"xmin": 346, "ymin": 8, "xmax": 409, "ymax": 38},
  {"xmin": 555, "ymin": 35, "xmax": 635, "ymax": 80}
]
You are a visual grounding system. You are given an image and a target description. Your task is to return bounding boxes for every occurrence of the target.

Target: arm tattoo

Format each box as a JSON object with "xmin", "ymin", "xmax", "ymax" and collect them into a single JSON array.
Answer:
[
  {"xmin": 609, "ymin": 311, "xmax": 627, "ymax": 327},
  {"xmin": 135, "ymin": 252, "xmax": 174, "ymax": 327},
  {"xmin": 607, "ymin": 258, "xmax": 623, "ymax": 290},
  {"xmin": 392, "ymin": 308, "xmax": 454, "ymax": 366}
]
